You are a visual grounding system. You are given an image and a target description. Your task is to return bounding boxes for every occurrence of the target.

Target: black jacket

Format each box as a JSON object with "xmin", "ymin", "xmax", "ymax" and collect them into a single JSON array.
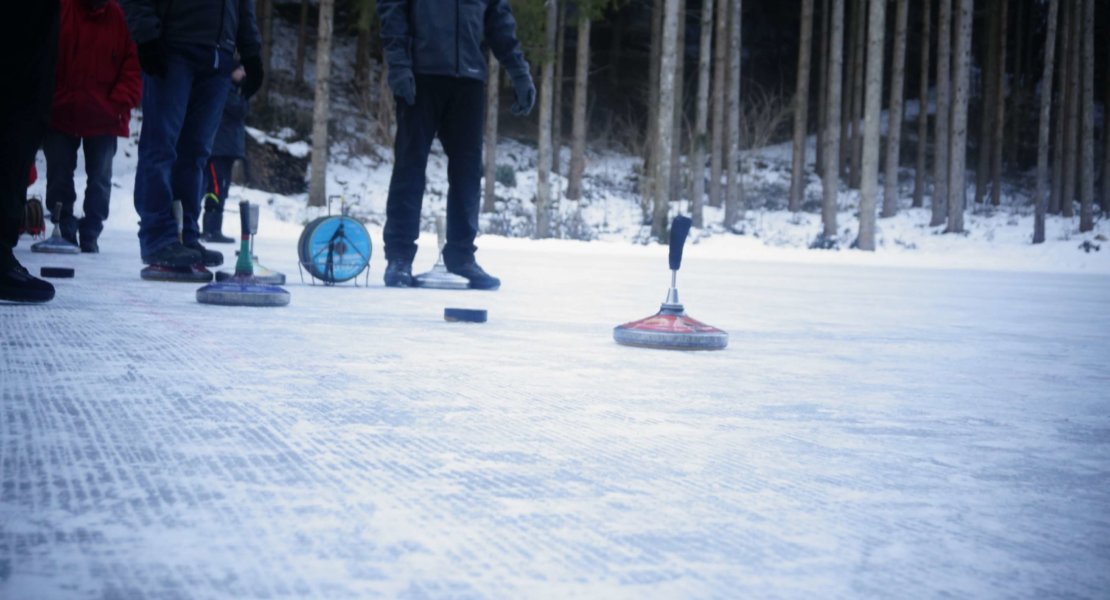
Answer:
[
  {"xmin": 118, "ymin": 0, "xmax": 260, "ymax": 58},
  {"xmin": 377, "ymin": 0, "xmax": 530, "ymax": 83}
]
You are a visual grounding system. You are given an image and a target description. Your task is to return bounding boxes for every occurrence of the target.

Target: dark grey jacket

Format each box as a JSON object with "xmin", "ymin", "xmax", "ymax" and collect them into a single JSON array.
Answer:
[
  {"xmin": 118, "ymin": 0, "xmax": 260, "ymax": 58},
  {"xmin": 377, "ymin": 0, "xmax": 530, "ymax": 83}
]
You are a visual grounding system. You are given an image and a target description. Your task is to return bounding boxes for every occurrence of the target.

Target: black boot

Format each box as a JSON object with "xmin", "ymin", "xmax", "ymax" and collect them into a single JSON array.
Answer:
[
  {"xmin": 446, "ymin": 260, "xmax": 501, "ymax": 290},
  {"xmin": 202, "ymin": 210, "xmax": 235, "ymax": 244},
  {"xmin": 142, "ymin": 242, "xmax": 203, "ymax": 267},
  {"xmin": 383, "ymin": 259, "xmax": 414, "ymax": 287},
  {"xmin": 0, "ymin": 252, "xmax": 55, "ymax": 303},
  {"xmin": 185, "ymin": 241, "xmax": 224, "ymax": 267}
]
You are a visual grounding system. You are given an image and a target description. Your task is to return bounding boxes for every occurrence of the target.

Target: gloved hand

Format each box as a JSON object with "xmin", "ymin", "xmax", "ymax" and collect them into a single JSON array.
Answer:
[
  {"xmin": 137, "ymin": 40, "xmax": 167, "ymax": 78},
  {"xmin": 389, "ymin": 67, "xmax": 416, "ymax": 106},
  {"xmin": 241, "ymin": 54, "xmax": 264, "ymax": 100},
  {"xmin": 510, "ymin": 72, "xmax": 535, "ymax": 117}
]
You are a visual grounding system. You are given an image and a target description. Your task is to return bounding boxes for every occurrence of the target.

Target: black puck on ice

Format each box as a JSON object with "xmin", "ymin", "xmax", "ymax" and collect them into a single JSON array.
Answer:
[
  {"xmin": 40, "ymin": 267, "xmax": 75, "ymax": 278},
  {"xmin": 444, "ymin": 308, "xmax": 487, "ymax": 323}
]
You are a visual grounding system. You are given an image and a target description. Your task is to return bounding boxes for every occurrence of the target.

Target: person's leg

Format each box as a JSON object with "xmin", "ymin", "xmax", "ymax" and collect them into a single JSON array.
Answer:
[
  {"xmin": 78, "ymin": 134, "xmax": 117, "ymax": 247},
  {"xmin": 436, "ymin": 78, "xmax": 486, "ymax": 269},
  {"xmin": 42, "ymin": 128, "xmax": 80, "ymax": 241},
  {"xmin": 202, "ymin": 157, "xmax": 234, "ymax": 242},
  {"xmin": 173, "ymin": 69, "xmax": 231, "ymax": 247},
  {"xmin": 383, "ymin": 75, "xmax": 441, "ymax": 264},
  {"xmin": 134, "ymin": 53, "xmax": 194, "ymax": 259}
]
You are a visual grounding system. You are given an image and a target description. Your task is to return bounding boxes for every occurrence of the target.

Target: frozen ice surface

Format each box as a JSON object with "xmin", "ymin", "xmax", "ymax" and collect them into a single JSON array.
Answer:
[{"xmin": 3, "ymin": 222, "xmax": 1109, "ymax": 599}]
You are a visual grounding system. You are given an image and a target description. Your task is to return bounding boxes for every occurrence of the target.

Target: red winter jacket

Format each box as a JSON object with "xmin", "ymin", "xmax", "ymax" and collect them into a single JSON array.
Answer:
[{"xmin": 50, "ymin": 0, "xmax": 141, "ymax": 138}]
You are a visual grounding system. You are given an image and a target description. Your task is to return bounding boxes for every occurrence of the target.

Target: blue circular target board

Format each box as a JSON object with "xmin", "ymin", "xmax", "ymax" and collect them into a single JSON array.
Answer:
[{"xmin": 297, "ymin": 216, "xmax": 372, "ymax": 283}]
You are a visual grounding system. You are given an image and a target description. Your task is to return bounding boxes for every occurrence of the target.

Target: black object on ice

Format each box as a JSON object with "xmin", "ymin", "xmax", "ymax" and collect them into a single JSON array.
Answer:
[
  {"xmin": 612, "ymin": 215, "xmax": 728, "ymax": 350},
  {"xmin": 444, "ymin": 308, "xmax": 487, "ymax": 323},
  {"xmin": 40, "ymin": 267, "xmax": 74, "ymax": 278},
  {"xmin": 196, "ymin": 201, "xmax": 290, "ymax": 307}
]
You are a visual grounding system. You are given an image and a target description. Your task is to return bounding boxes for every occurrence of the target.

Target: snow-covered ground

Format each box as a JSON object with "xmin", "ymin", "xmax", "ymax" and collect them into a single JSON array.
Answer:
[{"xmin": 3, "ymin": 132, "xmax": 1110, "ymax": 597}]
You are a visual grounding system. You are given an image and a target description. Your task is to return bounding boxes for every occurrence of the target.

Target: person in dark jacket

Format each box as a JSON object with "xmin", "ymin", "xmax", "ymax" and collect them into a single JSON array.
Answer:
[
  {"xmin": 376, "ymin": 0, "xmax": 536, "ymax": 290},
  {"xmin": 0, "ymin": 0, "xmax": 60, "ymax": 303},
  {"xmin": 44, "ymin": 0, "xmax": 142, "ymax": 254},
  {"xmin": 201, "ymin": 63, "xmax": 247, "ymax": 243},
  {"xmin": 119, "ymin": 0, "xmax": 262, "ymax": 273}
]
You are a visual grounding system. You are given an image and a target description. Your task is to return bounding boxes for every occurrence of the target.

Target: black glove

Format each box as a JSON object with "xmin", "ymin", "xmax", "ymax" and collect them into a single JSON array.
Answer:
[
  {"xmin": 510, "ymin": 73, "xmax": 536, "ymax": 117},
  {"xmin": 137, "ymin": 40, "xmax": 167, "ymax": 78},
  {"xmin": 388, "ymin": 67, "xmax": 416, "ymax": 106},
  {"xmin": 241, "ymin": 54, "xmax": 264, "ymax": 100}
]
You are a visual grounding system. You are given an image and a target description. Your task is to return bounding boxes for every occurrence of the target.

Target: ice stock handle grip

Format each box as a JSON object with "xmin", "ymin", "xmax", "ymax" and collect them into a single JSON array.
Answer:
[
  {"xmin": 668, "ymin": 215, "xmax": 693, "ymax": 271},
  {"xmin": 239, "ymin": 200, "xmax": 251, "ymax": 237}
]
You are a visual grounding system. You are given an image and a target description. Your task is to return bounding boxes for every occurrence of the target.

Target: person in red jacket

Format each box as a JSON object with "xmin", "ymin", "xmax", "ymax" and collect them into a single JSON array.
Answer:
[{"xmin": 43, "ymin": 0, "xmax": 140, "ymax": 253}]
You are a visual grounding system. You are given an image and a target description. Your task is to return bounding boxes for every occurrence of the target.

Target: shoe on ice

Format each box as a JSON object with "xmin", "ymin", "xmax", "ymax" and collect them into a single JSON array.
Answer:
[
  {"xmin": 185, "ymin": 241, "xmax": 223, "ymax": 267},
  {"xmin": 79, "ymin": 235, "xmax": 99, "ymax": 254},
  {"xmin": 0, "ymin": 260, "xmax": 55, "ymax": 303},
  {"xmin": 446, "ymin": 261, "xmax": 500, "ymax": 290},
  {"xmin": 202, "ymin": 211, "xmax": 235, "ymax": 244},
  {"xmin": 142, "ymin": 242, "xmax": 202, "ymax": 268},
  {"xmin": 383, "ymin": 260, "xmax": 414, "ymax": 287}
]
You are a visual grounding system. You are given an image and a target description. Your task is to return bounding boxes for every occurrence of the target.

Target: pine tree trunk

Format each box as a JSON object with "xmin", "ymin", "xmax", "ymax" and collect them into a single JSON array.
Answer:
[
  {"xmin": 816, "ymin": 0, "xmax": 831, "ymax": 177},
  {"xmin": 840, "ymin": 0, "xmax": 859, "ymax": 177},
  {"xmin": 856, "ymin": 0, "xmax": 885, "ymax": 250},
  {"xmin": 653, "ymin": 0, "xmax": 682, "ymax": 242},
  {"xmin": 483, "ymin": 56, "xmax": 500, "ymax": 214},
  {"xmin": 1078, "ymin": 0, "xmax": 1094, "ymax": 231},
  {"xmin": 535, "ymin": 0, "xmax": 558, "ymax": 239},
  {"xmin": 789, "ymin": 0, "xmax": 816, "ymax": 213},
  {"xmin": 821, "ymin": 0, "xmax": 844, "ymax": 242},
  {"xmin": 1007, "ymin": 0, "xmax": 1025, "ymax": 167},
  {"xmin": 931, "ymin": 0, "xmax": 951, "ymax": 226},
  {"xmin": 376, "ymin": 64, "xmax": 395, "ymax": 147},
  {"xmin": 975, "ymin": 0, "xmax": 1000, "ymax": 205},
  {"xmin": 566, "ymin": 17, "xmax": 591, "ymax": 202},
  {"xmin": 1034, "ymin": 0, "xmax": 1060, "ymax": 244},
  {"xmin": 295, "ymin": 0, "xmax": 310, "ymax": 84},
  {"xmin": 709, "ymin": 0, "xmax": 728, "ymax": 209},
  {"xmin": 724, "ymin": 0, "xmax": 743, "ymax": 230},
  {"xmin": 1051, "ymin": 2, "xmax": 1070, "ymax": 215},
  {"xmin": 989, "ymin": 0, "xmax": 1008, "ymax": 207},
  {"xmin": 1062, "ymin": 0, "xmax": 1080, "ymax": 219},
  {"xmin": 1104, "ymin": 25, "xmax": 1110, "ymax": 215},
  {"xmin": 355, "ymin": 28, "xmax": 370, "ymax": 90},
  {"xmin": 945, "ymin": 0, "xmax": 973, "ymax": 234},
  {"xmin": 690, "ymin": 0, "xmax": 715, "ymax": 227},
  {"xmin": 881, "ymin": 0, "xmax": 908, "ymax": 218},
  {"xmin": 646, "ymin": 0, "xmax": 663, "ymax": 184},
  {"xmin": 258, "ymin": 0, "xmax": 273, "ymax": 105},
  {"xmin": 912, "ymin": 0, "xmax": 932, "ymax": 209},
  {"xmin": 552, "ymin": 1, "xmax": 566, "ymax": 174},
  {"xmin": 849, "ymin": 0, "xmax": 866, "ymax": 189},
  {"xmin": 669, "ymin": 1, "xmax": 687, "ymax": 206},
  {"xmin": 308, "ymin": 0, "xmax": 335, "ymax": 207}
]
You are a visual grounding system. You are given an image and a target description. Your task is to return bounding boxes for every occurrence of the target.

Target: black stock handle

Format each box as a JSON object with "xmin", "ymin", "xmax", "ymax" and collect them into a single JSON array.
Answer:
[
  {"xmin": 239, "ymin": 201, "xmax": 251, "ymax": 237},
  {"xmin": 668, "ymin": 215, "xmax": 693, "ymax": 271}
]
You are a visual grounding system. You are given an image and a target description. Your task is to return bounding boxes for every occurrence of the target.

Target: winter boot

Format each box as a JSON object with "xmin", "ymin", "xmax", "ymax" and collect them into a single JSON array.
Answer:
[
  {"xmin": 383, "ymin": 260, "xmax": 414, "ymax": 287},
  {"xmin": 202, "ymin": 210, "xmax": 235, "ymax": 244},
  {"xmin": 142, "ymin": 242, "xmax": 203, "ymax": 268},
  {"xmin": 446, "ymin": 260, "xmax": 501, "ymax": 290},
  {"xmin": 0, "ymin": 252, "xmax": 55, "ymax": 303},
  {"xmin": 185, "ymin": 241, "xmax": 224, "ymax": 267}
]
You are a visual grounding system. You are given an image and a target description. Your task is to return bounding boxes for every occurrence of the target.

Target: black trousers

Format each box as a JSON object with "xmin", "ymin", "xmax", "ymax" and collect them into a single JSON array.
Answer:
[
  {"xmin": 203, "ymin": 156, "xmax": 235, "ymax": 214},
  {"xmin": 384, "ymin": 75, "xmax": 484, "ymax": 268},
  {"xmin": 1, "ymin": 0, "xmax": 58, "ymax": 260}
]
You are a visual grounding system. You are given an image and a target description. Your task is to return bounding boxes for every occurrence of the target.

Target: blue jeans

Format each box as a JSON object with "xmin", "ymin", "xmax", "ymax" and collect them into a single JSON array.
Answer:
[
  {"xmin": 134, "ymin": 44, "xmax": 232, "ymax": 258},
  {"xmin": 43, "ymin": 129, "xmax": 117, "ymax": 242}
]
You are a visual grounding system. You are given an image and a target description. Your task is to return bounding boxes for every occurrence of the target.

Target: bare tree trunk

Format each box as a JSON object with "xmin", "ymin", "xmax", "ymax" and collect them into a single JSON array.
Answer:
[
  {"xmin": 789, "ymin": 0, "xmax": 816, "ymax": 213},
  {"xmin": 295, "ymin": 0, "xmax": 310, "ymax": 84},
  {"xmin": 535, "ymin": 0, "xmax": 558, "ymax": 239},
  {"xmin": 945, "ymin": 0, "xmax": 972, "ymax": 234},
  {"xmin": 849, "ymin": 0, "xmax": 866, "ymax": 189},
  {"xmin": 355, "ymin": 28, "xmax": 371, "ymax": 89},
  {"xmin": 308, "ymin": 0, "xmax": 335, "ymax": 207},
  {"xmin": 1007, "ymin": 0, "xmax": 1025, "ymax": 167},
  {"xmin": 931, "ymin": 0, "xmax": 951, "ymax": 226},
  {"xmin": 989, "ymin": 0, "xmax": 1008, "ymax": 207},
  {"xmin": 724, "ymin": 0, "xmax": 743, "ymax": 230},
  {"xmin": 912, "ymin": 0, "xmax": 932, "ymax": 209},
  {"xmin": 483, "ymin": 56, "xmax": 500, "ymax": 214},
  {"xmin": 1062, "ymin": 0, "xmax": 1080, "ymax": 219},
  {"xmin": 1079, "ymin": 0, "xmax": 1094, "ymax": 231},
  {"xmin": 840, "ymin": 0, "xmax": 859, "ymax": 176},
  {"xmin": 1035, "ymin": 0, "xmax": 1060, "ymax": 244},
  {"xmin": 566, "ymin": 17, "xmax": 591, "ymax": 201},
  {"xmin": 816, "ymin": 0, "xmax": 831, "ymax": 176},
  {"xmin": 975, "ymin": 0, "xmax": 1001, "ymax": 205},
  {"xmin": 653, "ymin": 0, "xmax": 682, "ymax": 242},
  {"xmin": 690, "ymin": 0, "xmax": 715, "ymax": 227},
  {"xmin": 1104, "ymin": 23, "xmax": 1110, "ymax": 215},
  {"xmin": 822, "ymin": 0, "xmax": 845, "ymax": 242},
  {"xmin": 881, "ymin": 0, "xmax": 908, "ymax": 218},
  {"xmin": 376, "ymin": 65, "xmax": 395, "ymax": 147},
  {"xmin": 709, "ymin": 0, "xmax": 728, "ymax": 209},
  {"xmin": 669, "ymin": 0, "xmax": 687, "ymax": 206},
  {"xmin": 646, "ymin": 0, "xmax": 663, "ymax": 182},
  {"xmin": 258, "ymin": 0, "xmax": 273, "ymax": 105},
  {"xmin": 856, "ymin": 0, "xmax": 885, "ymax": 250},
  {"xmin": 1051, "ymin": 1, "xmax": 1070, "ymax": 215},
  {"xmin": 552, "ymin": 1, "xmax": 566, "ymax": 174}
]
